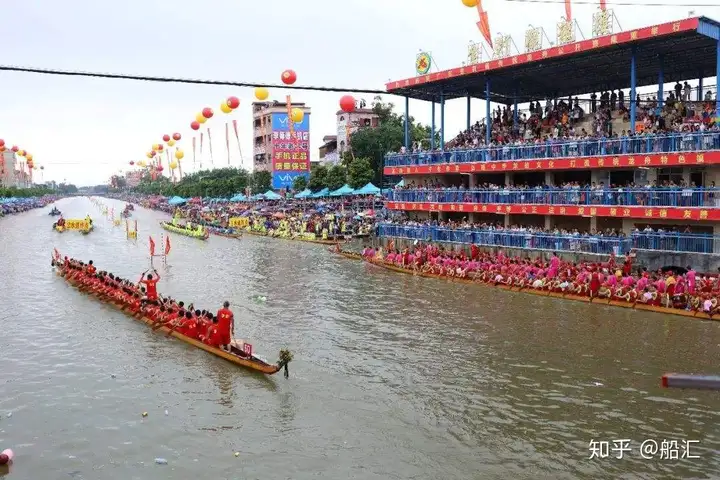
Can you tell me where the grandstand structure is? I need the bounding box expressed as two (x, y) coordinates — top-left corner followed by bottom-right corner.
(383, 16), (720, 244)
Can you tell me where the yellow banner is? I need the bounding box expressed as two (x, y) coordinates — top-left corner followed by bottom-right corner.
(229, 217), (249, 228)
(65, 219), (90, 230)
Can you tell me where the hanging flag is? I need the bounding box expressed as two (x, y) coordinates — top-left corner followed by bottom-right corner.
(475, 1), (493, 47)
(231, 119), (244, 163)
(207, 127), (214, 166)
(149, 236), (156, 256)
(200, 132), (204, 170)
(192, 137), (197, 171)
(165, 235), (171, 255)
(225, 122), (231, 165)
(565, 0), (572, 21)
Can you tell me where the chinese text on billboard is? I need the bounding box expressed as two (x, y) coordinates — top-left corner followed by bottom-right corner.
(271, 112), (310, 189)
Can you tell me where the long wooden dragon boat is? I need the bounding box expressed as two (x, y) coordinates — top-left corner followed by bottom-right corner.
(330, 250), (718, 322)
(160, 221), (210, 240)
(244, 228), (343, 245)
(54, 266), (292, 376)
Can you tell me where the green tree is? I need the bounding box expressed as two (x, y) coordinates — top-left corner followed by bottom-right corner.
(0, 185), (55, 197)
(346, 157), (374, 189)
(250, 170), (271, 193)
(325, 165), (347, 191)
(292, 175), (308, 191)
(348, 97), (437, 185)
(308, 164), (328, 191)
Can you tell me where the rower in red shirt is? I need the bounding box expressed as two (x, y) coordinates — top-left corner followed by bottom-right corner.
(139, 269), (161, 305)
(216, 301), (234, 351)
(86, 261), (97, 275)
(177, 311), (198, 339)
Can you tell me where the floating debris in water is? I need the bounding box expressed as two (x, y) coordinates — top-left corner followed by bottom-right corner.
(110, 374), (116, 379)
(154, 458), (168, 465)
(255, 295), (267, 302)
(164, 410), (168, 416)
(234, 452), (240, 457)
(6, 412), (11, 418)
(141, 412), (148, 417)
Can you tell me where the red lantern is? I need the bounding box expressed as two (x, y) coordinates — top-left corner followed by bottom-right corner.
(226, 96), (240, 109)
(157, 144), (164, 151)
(190, 121), (200, 130)
(0, 139), (5, 147)
(172, 132), (181, 141)
(202, 107), (214, 119)
(11, 146), (18, 152)
(162, 134), (171, 142)
(150, 150), (157, 156)
(281, 69), (297, 85)
(129, 161), (135, 166)
(339, 95), (356, 113)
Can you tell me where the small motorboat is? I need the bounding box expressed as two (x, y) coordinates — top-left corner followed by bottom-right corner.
(49, 208), (61, 216)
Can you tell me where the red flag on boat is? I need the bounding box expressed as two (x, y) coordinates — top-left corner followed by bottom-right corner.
(149, 236), (156, 256)
(165, 235), (171, 255)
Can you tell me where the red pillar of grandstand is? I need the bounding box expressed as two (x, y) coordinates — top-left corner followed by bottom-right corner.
(485, 79), (491, 145)
(658, 56), (664, 109)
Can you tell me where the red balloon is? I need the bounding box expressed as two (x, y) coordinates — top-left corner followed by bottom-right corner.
(0, 139), (5, 147)
(129, 161), (135, 165)
(172, 132), (181, 141)
(157, 144), (164, 151)
(11, 146), (18, 152)
(190, 121), (200, 130)
(226, 96), (240, 109)
(202, 107), (214, 119)
(156, 165), (164, 172)
(162, 134), (170, 142)
(281, 69), (297, 85)
(339, 95), (356, 113)
(150, 150), (157, 156)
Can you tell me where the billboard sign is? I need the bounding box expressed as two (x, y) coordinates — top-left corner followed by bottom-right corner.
(271, 112), (310, 189)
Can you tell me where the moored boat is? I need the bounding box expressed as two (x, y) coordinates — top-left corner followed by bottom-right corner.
(353, 257), (720, 323)
(245, 228), (343, 245)
(48, 209), (61, 216)
(54, 265), (292, 376)
(160, 221), (210, 240)
(53, 224), (65, 232)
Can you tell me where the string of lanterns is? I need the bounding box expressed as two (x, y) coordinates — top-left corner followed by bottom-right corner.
(130, 67), (360, 181)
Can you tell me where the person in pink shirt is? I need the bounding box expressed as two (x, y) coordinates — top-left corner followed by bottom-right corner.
(686, 266), (696, 294)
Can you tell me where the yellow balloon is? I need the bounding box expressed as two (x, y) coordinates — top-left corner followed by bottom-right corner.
(195, 113), (207, 124)
(220, 101), (232, 114)
(146, 152), (153, 158)
(169, 161), (178, 169)
(175, 149), (185, 160)
(26, 154), (33, 161)
(168, 139), (176, 147)
(290, 108), (304, 123)
(138, 160), (146, 167)
(152, 143), (160, 150)
(461, 0), (478, 6)
(254, 87), (269, 101)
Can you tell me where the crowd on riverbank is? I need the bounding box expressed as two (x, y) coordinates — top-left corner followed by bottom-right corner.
(359, 243), (720, 314)
(0, 196), (59, 217)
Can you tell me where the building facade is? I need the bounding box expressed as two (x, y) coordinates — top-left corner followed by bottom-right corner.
(0, 151), (27, 188)
(336, 108), (379, 154)
(252, 101), (311, 173)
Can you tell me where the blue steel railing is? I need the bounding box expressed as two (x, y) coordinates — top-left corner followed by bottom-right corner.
(386, 187), (720, 208)
(385, 132), (720, 166)
(376, 224), (719, 254)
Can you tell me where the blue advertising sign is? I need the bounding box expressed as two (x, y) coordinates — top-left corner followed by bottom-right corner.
(271, 112), (310, 189)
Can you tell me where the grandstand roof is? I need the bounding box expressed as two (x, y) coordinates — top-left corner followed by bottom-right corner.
(386, 17), (720, 103)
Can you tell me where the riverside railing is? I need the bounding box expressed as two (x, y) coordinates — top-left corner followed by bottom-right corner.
(376, 224), (719, 254)
(385, 131), (720, 167)
(386, 187), (720, 208)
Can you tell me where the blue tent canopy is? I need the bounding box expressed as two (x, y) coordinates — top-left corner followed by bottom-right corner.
(352, 182), (380, 195)
(230, 193), (247, 202)
(329, 184), (354, 197)
(294, 188), (312, 198)
(263, 190), (282, 200)
(168, 196), (187, 206)
(310, 188), (329, 198)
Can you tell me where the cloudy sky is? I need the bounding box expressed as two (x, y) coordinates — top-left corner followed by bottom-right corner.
(0, 0), (714, 186)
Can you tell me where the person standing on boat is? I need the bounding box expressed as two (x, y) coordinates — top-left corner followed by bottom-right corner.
(216, 301), (234, 352)
(139, 268), (161, 305)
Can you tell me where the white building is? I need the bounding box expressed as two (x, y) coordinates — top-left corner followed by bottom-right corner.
(336, 108), (379, 153)
(0, 151), (25, 188)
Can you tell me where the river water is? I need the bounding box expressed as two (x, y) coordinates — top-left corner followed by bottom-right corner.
(1, 196), (719, 480)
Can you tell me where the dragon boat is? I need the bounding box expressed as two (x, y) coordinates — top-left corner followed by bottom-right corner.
(160, 221), (210, 240)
